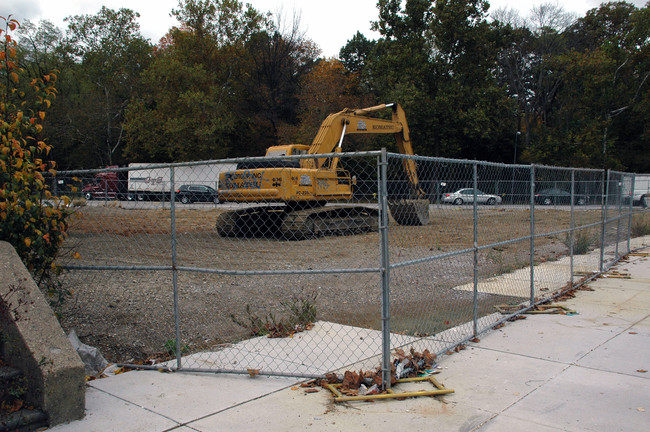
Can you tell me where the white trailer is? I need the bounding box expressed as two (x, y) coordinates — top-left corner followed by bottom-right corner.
(632, 174), (650, 206)
(127, 162), (236, 201)
(622, 174), (650, 206)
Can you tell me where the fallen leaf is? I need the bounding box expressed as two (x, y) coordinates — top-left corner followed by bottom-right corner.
(637, 407), (646, 412)
(636, 369), (647, 373)
(304, 388), (319, 394)
(629, 332), (638, 335)
(291, 386), (299, 391)
(247, 368), (260, 377)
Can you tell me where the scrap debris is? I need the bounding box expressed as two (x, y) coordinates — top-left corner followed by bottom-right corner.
(305, 348), (452, 402)
(525, 304), (577, 315)
(602, 270), (631, 279)
(496, 302), (576, 316)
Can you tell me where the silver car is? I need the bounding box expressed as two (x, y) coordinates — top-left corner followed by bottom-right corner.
(441, 188), (502, 205)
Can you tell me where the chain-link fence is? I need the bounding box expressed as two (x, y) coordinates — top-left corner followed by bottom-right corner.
(52, 152), (649, 388)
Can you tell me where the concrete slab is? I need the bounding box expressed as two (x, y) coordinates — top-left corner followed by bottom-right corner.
(453, 253), (601, 296)
(435, 346), (568, 413)
(467, 314), (624, 363)
(86, 370), (297, 425)
(576, 321), (650, 376)
(561, 284), (650, 324)
(502, 366), (649, 432)
(46, 387), (178, 432)
(174, 321), (414, 375)
(189, 381), (492, 432)
(478, 414), (567, 431)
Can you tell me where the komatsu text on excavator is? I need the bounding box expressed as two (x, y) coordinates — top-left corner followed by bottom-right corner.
(216, 103), (429, 238)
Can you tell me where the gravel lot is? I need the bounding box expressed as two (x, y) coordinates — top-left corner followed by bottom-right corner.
(57, 203), (603, 363)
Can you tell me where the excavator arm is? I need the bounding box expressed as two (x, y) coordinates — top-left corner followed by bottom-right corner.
(304, 103), (424, 199)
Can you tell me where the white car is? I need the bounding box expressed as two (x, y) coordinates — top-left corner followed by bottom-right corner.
(441, 188), (502, 205)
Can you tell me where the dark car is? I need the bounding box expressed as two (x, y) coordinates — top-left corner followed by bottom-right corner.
(534, 188), (586, 206)
(175, 185), (218, 204)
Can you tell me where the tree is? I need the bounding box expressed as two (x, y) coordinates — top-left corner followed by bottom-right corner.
(123, 0), (269, 161)
(59, 7), (152, 168)
(1, 16), (74, 300)
(286, 58), (374, 147)
(368, 0), (437, 155)
(339, 31), (376, 75)
(15, 19), (63, 79)
(239, 11), (319, 154)
(427, 0), (515, 161)
(555, 1), (650, 170)
(495, 2), (578, 162)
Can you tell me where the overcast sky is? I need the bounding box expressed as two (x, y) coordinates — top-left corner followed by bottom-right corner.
(2, 1), (647, 57)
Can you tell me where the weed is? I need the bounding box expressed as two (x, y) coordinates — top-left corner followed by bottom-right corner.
(7, 376), (27, 399)
(231, 291), (318, 338)
(230, 304), (269, 337)
(163, 339), (190, 356)
(564, 231), (593, 255)
(281, 293), (317, 326)
(631, 215), (650, 237)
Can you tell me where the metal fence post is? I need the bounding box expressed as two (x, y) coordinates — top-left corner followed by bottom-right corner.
(628, 173), (635, 253)
(379, 149), (391, 390)
(530, 165), (536, 306)
(570, 169), (575, 287)
(170, 166), (182, 369)
(472, 163), (479, 336)
(600, 170), (610, 272)
(616, 174), (623, 260)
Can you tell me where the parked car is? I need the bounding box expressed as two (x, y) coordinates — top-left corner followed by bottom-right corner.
(175, 185), (218, 204)
(534, 188), (586, 205)
(441, 188), (502, 205)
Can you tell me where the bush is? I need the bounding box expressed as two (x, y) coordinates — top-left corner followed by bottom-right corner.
(0, 17), (75, 306)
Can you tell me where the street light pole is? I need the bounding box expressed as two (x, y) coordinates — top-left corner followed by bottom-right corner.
(511, 131), (521, 204)
(514, 131), (520, 164)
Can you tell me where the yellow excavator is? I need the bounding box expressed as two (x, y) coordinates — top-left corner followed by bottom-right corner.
(216, 103), (430, 238)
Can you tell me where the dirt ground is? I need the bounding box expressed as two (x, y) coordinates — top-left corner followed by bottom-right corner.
(57, 203), (605, 363)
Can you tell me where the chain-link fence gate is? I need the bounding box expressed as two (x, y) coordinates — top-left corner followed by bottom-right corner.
(52, 152), (649, 389)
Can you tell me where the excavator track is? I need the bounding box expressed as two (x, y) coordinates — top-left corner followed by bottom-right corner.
(216, 205), (379, 239)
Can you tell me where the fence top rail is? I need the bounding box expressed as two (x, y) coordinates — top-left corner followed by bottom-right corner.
(56, 151), (386, 176)
(385, 152), (530, 169)
(385, 152), (609, 174)
(55, 151), (647, 177)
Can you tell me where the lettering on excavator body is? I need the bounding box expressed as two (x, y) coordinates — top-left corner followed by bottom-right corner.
(224, 171), (262, 189)
(316, 179), (331, 191)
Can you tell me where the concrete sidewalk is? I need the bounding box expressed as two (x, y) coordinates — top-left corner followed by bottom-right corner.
(49, 251), (650, 432)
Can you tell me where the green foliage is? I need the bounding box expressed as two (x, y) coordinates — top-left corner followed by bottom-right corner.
(124, 0), (275, 162)
(59, 7), (153, 168)
(0, 16), (74, 305)
(339, 31), (376, 74)
(163, 339), (189, 356)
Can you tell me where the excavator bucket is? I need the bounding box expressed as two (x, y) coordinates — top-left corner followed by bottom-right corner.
(388, 199), (430, 226)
